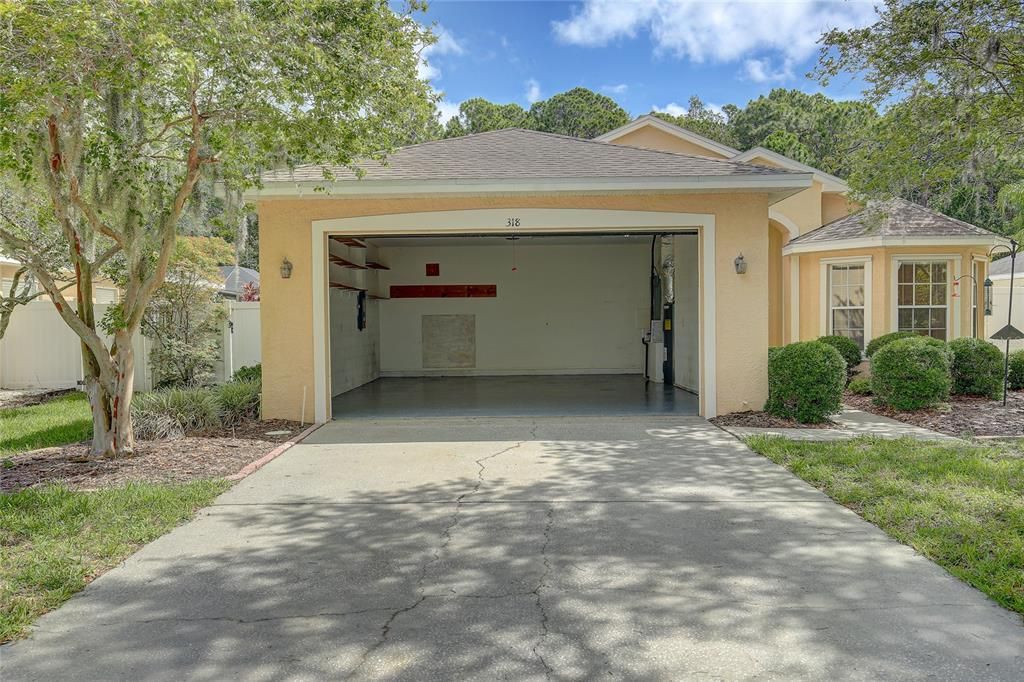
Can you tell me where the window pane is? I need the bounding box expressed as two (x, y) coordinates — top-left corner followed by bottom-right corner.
(898, 309), (913, 329)
(932, 284), (946, 305)
(899, 263), (914, 284)
(833, 309), (849, 329)
(898, 284), (913, 305)
(930, 307), (946, 328)
(847, 266), (864, 285)
(846, 309), (865, 328)
(930, 328), (947, 340)
(915, 263), (931, 283)
(914, 284), (930, 305)
(914, 309), (930, 328)
(831, 266), (847, 286)
(932, 263), (947, 282)
(849, 284), (865, 306)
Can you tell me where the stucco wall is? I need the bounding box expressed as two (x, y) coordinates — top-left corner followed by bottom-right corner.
(257, 192), (771, 419)
(795, 246), (991, 346)
(376, 241), (649, 375)
(822, 193), (860, 225)
(607, 127), (731, 158)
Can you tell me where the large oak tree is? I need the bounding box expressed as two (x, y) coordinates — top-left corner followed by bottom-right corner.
(0, 0), (435, 457)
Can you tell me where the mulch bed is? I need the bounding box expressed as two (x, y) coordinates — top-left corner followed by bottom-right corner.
(1, 419), (305, 492)
(709, 410), (837, 430)
(844, 391), (1024, 439)
(0, 388), (76, 409)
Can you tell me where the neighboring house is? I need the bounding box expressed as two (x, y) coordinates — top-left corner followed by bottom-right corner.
(0, 254), (120, 304)
(234, 117), (1004, 421)
(219, 264), (260, 300)
(986, 256), (1024, 350)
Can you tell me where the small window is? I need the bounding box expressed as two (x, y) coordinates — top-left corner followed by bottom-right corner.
(828, 263), (866, 349)
(897, 261), (948, 340)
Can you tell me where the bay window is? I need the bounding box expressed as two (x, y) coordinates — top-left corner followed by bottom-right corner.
(897, 261), (948, 340)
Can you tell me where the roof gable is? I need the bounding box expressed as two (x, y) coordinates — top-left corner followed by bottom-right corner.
(594, 114), (740, 158)
(731, 147), (849, 193)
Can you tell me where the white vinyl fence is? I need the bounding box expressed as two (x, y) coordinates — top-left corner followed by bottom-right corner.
(0, 300), (260, 391)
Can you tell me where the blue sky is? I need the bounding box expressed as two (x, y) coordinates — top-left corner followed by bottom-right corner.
(412, 1), (878, 121)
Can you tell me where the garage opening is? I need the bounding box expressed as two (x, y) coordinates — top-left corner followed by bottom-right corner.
(325, 233), (700, 418)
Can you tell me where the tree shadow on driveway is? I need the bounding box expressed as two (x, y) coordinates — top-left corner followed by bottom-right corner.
(3, 418), (1022, 680)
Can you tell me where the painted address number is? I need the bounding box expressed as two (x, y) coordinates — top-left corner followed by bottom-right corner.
(506, 217), (520, 227)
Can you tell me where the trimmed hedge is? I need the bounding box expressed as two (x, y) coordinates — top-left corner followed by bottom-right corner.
(818, 335), (862, 374)
(947, 338), (1004, 398)
(865, 331), (917, 358)
(1009, 350), (1024, 391)
(871, 337), (951, 410)
(848, 377), (872, 395)
(765, 340), (846, 423)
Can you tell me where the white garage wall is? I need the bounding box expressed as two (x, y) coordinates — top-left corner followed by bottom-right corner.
(673, 235), (700, 393)
(329, 290), (380, 395)
(377, 241), (650, 375)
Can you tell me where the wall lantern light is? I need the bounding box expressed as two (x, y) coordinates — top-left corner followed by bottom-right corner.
(280, 258), (293, 279)
(984, 277), (994, 316)
(734, 253), (747, 275)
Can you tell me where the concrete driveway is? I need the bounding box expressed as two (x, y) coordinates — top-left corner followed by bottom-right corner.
(4, 417), (1022, 680)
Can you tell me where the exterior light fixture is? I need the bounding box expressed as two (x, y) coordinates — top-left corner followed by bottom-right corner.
(734, 253), (747, 275)
(984, 277), (994, 316)
(280, 258), (293, 279)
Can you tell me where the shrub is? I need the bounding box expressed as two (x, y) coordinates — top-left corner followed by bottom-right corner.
(848, 377), (872, 395)
(865, 331), (917, 358)
(871, 337), (951, 410)
(215, 380), (262, 426)
(765, 341), (846, 423)
(1009, 350), (1024, 391)
(132, 388), (221, 440)
(947, 338), (1004, 398)
(231, 363), (261, 384)
(818, 335), (862, 374)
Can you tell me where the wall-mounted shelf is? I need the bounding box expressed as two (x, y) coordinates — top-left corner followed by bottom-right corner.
(365, 261), (390, 270)
(329, 255), (367, 269)
(330, 236), (367, 248)
(329, 282), (366, 292)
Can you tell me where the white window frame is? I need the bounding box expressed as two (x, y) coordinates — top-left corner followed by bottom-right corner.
(972, 257), (986, 338)
(819, 256), (872, 350)
(890, 255), (960, 340)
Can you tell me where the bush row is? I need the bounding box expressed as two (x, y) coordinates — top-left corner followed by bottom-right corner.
(766, 334), (1009, 422)
(132, 380), (261, 440)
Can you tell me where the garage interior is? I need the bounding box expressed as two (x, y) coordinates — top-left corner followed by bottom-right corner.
(326, 233), (700, 418)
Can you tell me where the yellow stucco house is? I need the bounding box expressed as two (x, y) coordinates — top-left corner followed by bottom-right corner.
(248, 115), (1003, 423)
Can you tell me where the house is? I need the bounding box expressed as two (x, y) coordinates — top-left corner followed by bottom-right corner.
(986, 256), (1024, 350)
(246, 115), (1003, 422)
(1, 254), (120, 304)
(219, 265), (260, 300)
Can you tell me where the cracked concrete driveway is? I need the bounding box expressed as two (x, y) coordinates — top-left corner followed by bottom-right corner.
(3, 417), (1023, 680)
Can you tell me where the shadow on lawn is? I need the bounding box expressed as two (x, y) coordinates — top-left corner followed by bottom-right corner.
(3, 419), (1022, 680)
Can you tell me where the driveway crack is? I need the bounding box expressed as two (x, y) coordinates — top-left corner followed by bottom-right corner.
(532, 505), (555, 680)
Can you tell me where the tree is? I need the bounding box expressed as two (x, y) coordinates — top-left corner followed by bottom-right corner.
(527, 87), (631, 139)
(652, 96), (740, 149)
(443, 98), (531, 138)
(817, 0), (1024, 232)
(143, 237), (232, 388)
(728, 89), (877, 177)
(0, 0), (435, 457)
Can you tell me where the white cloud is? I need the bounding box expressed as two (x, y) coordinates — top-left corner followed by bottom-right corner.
(553, 1), (876, 66)
(418, 25), (464, 82)
(436, 100), (462, 124)
(653, 102), (688, 117)
(744, 57), (794, 83)
(602, 83), (629, 94)
(525, 78), (542, 104)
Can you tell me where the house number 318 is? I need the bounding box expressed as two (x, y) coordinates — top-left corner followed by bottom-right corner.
(506, 217), (520, 227)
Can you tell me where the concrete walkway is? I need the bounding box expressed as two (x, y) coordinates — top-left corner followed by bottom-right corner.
(720, 407), (959, 441)
(3, 417), (1021, 680)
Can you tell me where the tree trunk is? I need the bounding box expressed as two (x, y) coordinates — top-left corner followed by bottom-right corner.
(85, 331), (136, 458)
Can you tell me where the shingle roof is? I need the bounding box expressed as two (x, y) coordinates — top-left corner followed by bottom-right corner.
(259, 128), (801, 184)
(788, 198), (998, 245)
(989, 256), (1017, 277)
(220, 265), (259, 294)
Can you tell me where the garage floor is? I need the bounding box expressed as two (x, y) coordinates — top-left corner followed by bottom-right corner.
(331, 375), (699, 419)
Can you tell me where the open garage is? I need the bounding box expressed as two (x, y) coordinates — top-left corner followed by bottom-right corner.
(324, 231), (701, 419)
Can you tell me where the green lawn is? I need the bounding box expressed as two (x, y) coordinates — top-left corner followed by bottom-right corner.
(746, 436), (1024, 616)
(0, 392), (92, 456)
(0, 480), (229, 642)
